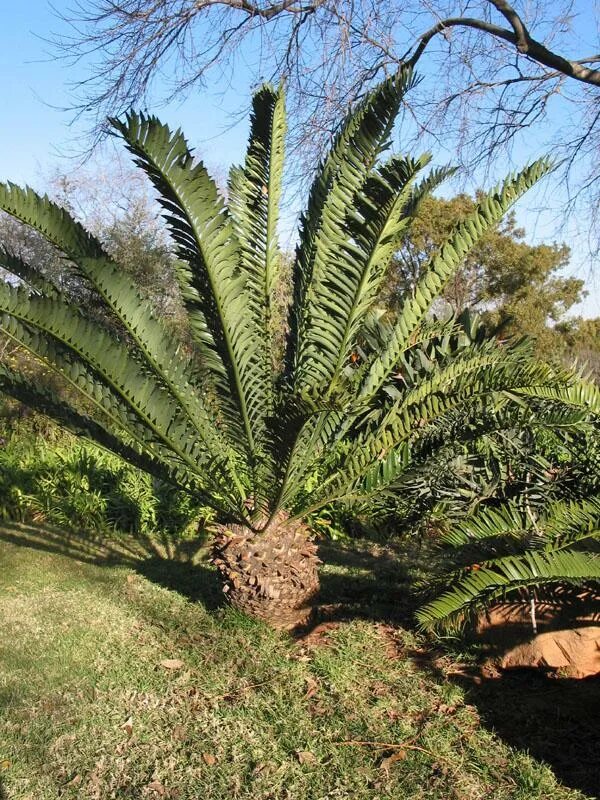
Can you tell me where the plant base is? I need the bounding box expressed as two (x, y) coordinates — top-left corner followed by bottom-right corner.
(212, 513), (320, 630)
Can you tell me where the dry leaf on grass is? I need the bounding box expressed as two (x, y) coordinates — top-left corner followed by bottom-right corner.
(295, 750), (318, 765)
(202, 752), (217, 765)
(160, 659), (184, 670)
(146, 780), (167, 796)
(172, 724), (187, 741)
(121, 717), (134, 737)
(379, 750), (407, 772)
(437, 703), (457, 715)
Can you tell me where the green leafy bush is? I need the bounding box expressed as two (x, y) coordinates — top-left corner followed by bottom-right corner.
(0, 413), (210, 540)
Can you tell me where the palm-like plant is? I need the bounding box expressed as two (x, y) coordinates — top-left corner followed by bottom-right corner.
(0, 67), (594, 627)
(416, 491), (600, 633)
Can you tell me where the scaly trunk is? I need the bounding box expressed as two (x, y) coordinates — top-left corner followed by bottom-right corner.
(212, 512), (320, 629)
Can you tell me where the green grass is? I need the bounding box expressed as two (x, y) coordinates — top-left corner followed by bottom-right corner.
(0, 524), (593, 800)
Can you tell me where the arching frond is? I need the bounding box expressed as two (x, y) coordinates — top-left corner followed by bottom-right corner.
(289, 66), (417, 393)
(0, 183), (239, 475)
(516, 380), (600, 414)
(110, 113), (270, 478)
(360, 159), (553, 400)
(416, 548), (600, 632)
(0, 283), (243, 499)
(310, 358), (570, 509)
(417, 494), (600, 631)
(0, 246), (59, 296)
(0, 362), (238, 518)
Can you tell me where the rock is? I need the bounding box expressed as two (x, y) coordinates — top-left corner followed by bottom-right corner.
(500, 627), (600, 679)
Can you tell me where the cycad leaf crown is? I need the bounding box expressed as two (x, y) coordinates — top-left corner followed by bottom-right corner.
(0, 67), (591, 531)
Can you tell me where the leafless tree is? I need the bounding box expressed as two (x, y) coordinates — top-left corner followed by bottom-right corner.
(53, 1), (600, 243)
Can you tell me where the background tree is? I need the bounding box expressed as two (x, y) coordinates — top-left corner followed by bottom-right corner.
(381, 192), (594, 362)
(54, 0), (600, 244)
(48, 161), (183, 324)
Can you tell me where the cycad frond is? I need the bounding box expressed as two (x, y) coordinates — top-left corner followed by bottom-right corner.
(417, 495), (600, 631)
(309, 357), (570, 509)
(0, 182), (234, 466)
(0, 362), (239, 517)
(320, 153), (434, 396)
(360, 159), (553, 400)
(109, 113), (268, 473)
(416, 549), (600, 632)
(229, 83), (286, 376)
(289, 66), (417, 394)
(0, 246), (59, 296)
(0, 283), (244, 499)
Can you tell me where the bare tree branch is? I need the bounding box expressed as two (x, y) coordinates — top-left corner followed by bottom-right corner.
(407, 9), (600, 87)
(49, 0), (600, 249)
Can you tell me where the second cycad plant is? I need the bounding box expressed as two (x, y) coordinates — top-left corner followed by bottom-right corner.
(0, 66), (590, 627)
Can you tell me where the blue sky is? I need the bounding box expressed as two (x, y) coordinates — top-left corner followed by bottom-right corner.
(0, 0), (598, 318)
(0, 2), (253, 184)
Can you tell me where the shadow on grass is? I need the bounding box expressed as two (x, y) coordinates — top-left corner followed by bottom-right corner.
(307, 537), (424, 628)
(465, 671), (600, 799)
(315, 540), (600, 799)
(409, 645), (600, 800)
(0, 776), (6, 800)
(0, 520), (223, 611)
(0, 522), (422, 626)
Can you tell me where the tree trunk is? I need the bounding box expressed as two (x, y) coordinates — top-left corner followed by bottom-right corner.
(212, 512), (320, 629)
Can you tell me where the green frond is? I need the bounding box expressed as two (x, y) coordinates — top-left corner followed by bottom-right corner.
(444, 496), (600, 550)
(0, 246), (59, 296)
(360, 158), (553, 400)
(226, 84), (287, 506)
(417, 493), (600, 632)
(515, 380), (600, 415)
(541, 497), (600, 546)
(319, 153), (435, 397)
(110, 113), (272, 490)
(0, 362), (237, 517)
(416, 549), (600, 632)
(229, 84), (286, 357)
(0, 315), (193, 475)
(0, 182), (238, 474)
(442, 502), (529, 547)
(289, 66), (417, 392)
(0, 283), (241, 494)
(314, 357), (567, 507)
(402, 164), (458, 219)
(0, 361), (154, 468)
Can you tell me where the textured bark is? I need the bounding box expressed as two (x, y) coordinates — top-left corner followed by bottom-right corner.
(212, 513), (320, 629)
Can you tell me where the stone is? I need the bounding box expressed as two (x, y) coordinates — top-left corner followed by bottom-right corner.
(500, 627), (600, 679)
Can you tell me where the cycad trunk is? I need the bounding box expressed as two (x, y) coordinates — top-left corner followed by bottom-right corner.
(212, 513), (320, 629)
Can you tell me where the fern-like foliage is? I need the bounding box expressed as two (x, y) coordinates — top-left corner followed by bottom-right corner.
(0, 67), (596, 534)
(416, 496), (600, 632)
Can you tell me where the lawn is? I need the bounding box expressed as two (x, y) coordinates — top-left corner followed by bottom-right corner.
(0, 522), (596, 800)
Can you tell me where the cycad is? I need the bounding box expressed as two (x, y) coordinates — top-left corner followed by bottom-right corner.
(0, 67), (594, 627)
(416, 492), (600, 633)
